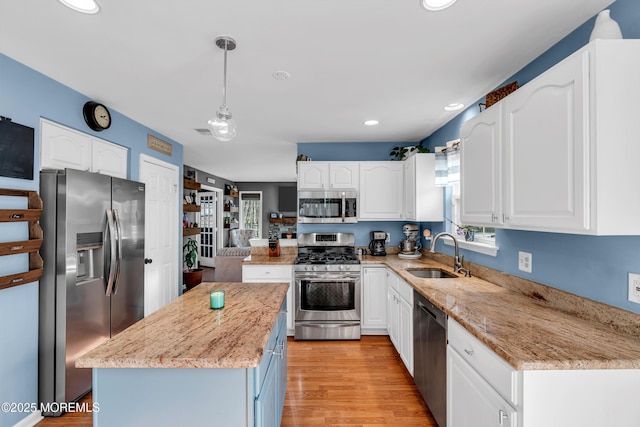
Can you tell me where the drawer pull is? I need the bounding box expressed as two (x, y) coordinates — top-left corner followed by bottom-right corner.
(464, 349), (474, 356)
(499, 409), (508, 425)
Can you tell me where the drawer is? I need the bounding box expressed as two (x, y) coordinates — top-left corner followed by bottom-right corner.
(448, 319), (519, 406)
(242, 265), (292, 282)
(387, 269), (400, 292)
(398, 278), (413, 304)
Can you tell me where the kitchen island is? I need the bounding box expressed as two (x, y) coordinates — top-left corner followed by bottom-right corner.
(76, 281), (289, 427)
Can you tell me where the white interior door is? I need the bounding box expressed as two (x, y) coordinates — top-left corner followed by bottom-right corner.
(198, 190), (221, 267)
(139, 154), (179, 316)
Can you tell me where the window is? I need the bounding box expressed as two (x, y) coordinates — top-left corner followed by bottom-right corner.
(239, 191), (262, 237)
(438, 140), (497, 254)
(450, 181), (495, 244)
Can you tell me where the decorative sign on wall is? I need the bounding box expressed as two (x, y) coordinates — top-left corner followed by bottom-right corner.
(147, 134), (172, 156)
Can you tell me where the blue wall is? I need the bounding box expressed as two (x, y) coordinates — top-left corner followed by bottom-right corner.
(299, 0), (640, 315)
(0, 53), (183, 426)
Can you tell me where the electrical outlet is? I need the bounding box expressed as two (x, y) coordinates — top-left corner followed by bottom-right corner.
(385, 232), (390, 243)
(518, 251), (532, 273)
(628, 273), (640, 304)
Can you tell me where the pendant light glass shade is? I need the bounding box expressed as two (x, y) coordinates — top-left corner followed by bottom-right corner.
(207, 106), (237, 142)
(208, 36), (237, 142)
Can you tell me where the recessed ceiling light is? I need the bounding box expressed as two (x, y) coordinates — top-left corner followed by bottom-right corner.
(364, 120), (379, 126)
(58, 0), (100, 14)
(272, 71), (291, 80)
(444, 103), (464, 111)
(422, 0), (457, 11)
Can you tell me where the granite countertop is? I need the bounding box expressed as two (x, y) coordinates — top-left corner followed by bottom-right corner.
(242, 254), (298, 265)
(76, 282), (288, 369)
(361, 255), (640, 370)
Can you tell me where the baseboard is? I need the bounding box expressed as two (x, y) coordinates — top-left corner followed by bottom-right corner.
(13, 411), (43, 427)
(361, 328), (389, 335)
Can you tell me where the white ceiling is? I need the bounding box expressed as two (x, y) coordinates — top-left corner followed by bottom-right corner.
(0, 0), (612, 182)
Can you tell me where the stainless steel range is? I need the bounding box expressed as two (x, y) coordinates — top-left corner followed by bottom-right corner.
(294, 233), (361, 340)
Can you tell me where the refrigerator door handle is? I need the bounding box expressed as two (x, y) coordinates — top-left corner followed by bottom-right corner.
(112, 208), (123, 295)
(105, 209), (117, 296)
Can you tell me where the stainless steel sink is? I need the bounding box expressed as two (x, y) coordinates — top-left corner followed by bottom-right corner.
(406, 268), (458, 279)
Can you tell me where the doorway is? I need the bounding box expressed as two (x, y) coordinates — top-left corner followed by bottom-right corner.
(139, 154), (179, 316)
(239, 191), (263, 238)
(198, 186), (223, 267)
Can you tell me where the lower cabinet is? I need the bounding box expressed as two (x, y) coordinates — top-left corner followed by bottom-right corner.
(255, 307), (287, 427)
(387, 269), (413, 376)
(448, 347), (517, 427)
(361, 266), (388, 333)
(243, 264), (294, 335)
(447, 318), (640, 427)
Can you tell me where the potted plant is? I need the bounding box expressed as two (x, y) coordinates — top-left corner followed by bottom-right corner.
(389, 142), (429, 160)
(446, 218), (477, 242)
(183, 238), (203, 290)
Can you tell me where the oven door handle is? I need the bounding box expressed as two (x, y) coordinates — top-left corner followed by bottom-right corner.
(296, 275), (360, 281)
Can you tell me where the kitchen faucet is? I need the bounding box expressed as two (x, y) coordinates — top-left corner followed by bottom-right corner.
(429, 232), (471, 277)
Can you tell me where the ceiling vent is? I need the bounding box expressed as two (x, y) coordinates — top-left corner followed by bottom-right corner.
(195, 128), (212, 135)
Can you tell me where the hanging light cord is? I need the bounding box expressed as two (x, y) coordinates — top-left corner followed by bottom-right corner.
(221, 39), (229, 108)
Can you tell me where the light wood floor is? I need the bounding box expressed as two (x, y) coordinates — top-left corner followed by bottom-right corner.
(37, 336), (436, 426)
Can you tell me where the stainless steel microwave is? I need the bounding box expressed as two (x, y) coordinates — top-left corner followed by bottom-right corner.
(298, 190), (357, 223)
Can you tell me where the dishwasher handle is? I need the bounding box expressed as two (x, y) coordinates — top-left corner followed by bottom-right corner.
(415, 291), (447, 329)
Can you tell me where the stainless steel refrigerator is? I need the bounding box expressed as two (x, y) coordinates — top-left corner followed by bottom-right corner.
(38, 169), (145, 415)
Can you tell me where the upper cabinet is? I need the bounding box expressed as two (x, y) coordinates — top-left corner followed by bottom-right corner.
(359, 162), (404, 220)
(404, 153), (443, 222)
(460, 103), (503, 226)
(297, 162), (359, 190)
(41, 119), (128, 179)
(461, 40), (640, 235)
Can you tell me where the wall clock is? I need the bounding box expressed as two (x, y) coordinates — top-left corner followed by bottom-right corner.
(83, 101), (111, 131)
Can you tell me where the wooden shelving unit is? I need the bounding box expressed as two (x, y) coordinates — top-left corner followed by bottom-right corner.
(0, 189), (44, 291)
(182, 178), (201, 236)
(183, 227), (202, 237)
(269, 217), (297, 225)
(183, 203), (200, 213)
(183, 178), (201, 191)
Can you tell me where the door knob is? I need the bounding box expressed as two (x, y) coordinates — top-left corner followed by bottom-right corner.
(144, 258), (153, 264)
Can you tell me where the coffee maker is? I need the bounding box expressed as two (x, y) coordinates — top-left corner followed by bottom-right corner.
(369, 231), (387, 256)
(398, 223), (422, 259)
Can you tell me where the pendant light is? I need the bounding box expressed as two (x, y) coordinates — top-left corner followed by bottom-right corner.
(207, 36), (237, 142)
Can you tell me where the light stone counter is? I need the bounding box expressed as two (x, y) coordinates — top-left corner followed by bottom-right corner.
(362, 254), (640, 370)
(76, 281), (288, 369)
(242, 254), (297, 265)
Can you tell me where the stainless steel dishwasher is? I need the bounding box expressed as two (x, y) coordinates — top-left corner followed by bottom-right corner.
(413, 290), (447, 427)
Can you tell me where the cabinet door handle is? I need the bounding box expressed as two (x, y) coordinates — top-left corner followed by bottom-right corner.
(499, 409), (508, 425)
(464, 348), (474, 356)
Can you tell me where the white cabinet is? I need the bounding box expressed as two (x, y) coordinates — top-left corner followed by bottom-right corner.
(41, 119), (128, 179)
(386, 269), (413, 375)
(460, 103), (502, 226)
(448, 319), (519, 427)
(361, 266), (388, 333)
(448, 347), (518, 427)
(91, 138), (128, 178)
(460, 40), (640, 235)
(359, 162), (404, 220)
(297, 162), (359, 190)
(403, 153), (443, 221)
(242, 265), (294, 336)
(448, 318), (640, 427)
(503, 48), (587, 232)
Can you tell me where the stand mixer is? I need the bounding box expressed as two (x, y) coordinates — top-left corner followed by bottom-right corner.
(398, 223), (422, 259)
